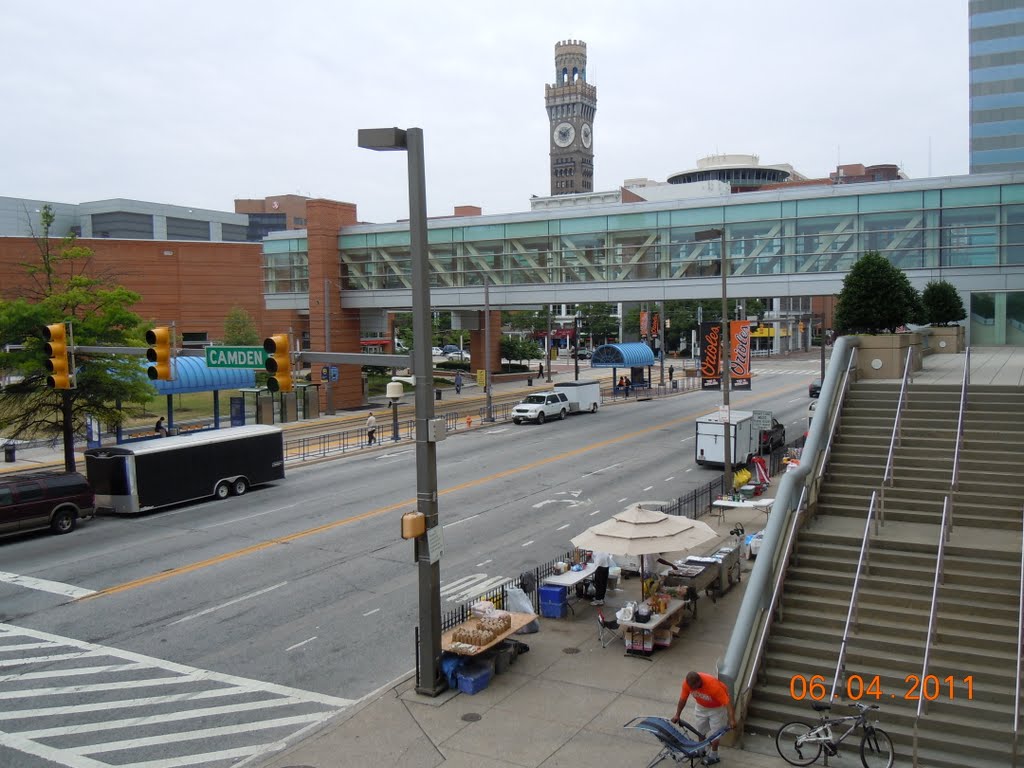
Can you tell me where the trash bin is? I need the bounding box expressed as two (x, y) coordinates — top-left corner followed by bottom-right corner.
(435, 389), (442, 401)
(527, 378), (533, 386)
(3, 443), (15, 463)
(672, 381), (678, 390)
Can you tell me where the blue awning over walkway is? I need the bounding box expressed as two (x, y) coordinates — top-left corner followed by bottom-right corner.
(590, 342), (656, 368)
(148, 356), (256, 395)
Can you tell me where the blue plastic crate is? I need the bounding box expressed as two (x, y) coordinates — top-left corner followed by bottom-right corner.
(457, 663), (492, 695)
(538, 584), (567, 603)
(539, 601), (568, 619)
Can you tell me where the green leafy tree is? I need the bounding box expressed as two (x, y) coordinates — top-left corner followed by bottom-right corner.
(0, 206), (152, 443)
(577, 303), (618, 346)
(920, 280), (966, 326)
(833, 251), (923, 334)
(222, 306), (261, 345)
(500, 336), (541, 364)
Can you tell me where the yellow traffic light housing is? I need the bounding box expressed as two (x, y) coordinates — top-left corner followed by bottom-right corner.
(146, 326), (173, 381)
(43, 322), (74, 389)
(263, 334), (293, 392)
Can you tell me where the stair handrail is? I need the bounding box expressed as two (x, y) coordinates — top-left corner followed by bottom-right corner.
(811, 347), (858, 503)
(879, 345), (915, 527)
(950, 346), (971, 497)
(912, 497), (949, 767)
(1014, 506), (1024, 768)
(829, 489), (878, 702)
(734, 486), (809, 738)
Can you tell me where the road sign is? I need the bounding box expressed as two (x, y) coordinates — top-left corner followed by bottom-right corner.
(752, 409), (773, 430)
(205, 346), (267, 369)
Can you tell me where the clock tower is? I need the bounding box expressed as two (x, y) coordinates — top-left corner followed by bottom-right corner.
(545, 39), (596, 196)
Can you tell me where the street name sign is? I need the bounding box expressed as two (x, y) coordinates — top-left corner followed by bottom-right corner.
(205, 346), (267, 369)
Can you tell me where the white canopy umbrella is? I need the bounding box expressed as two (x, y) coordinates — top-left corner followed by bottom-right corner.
(571, 504), (719, 592)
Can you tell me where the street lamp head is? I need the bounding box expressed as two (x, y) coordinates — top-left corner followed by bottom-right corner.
(386, 381), (405, 403)
(358, 127), (409, 151)
(695, 228), (724, 242)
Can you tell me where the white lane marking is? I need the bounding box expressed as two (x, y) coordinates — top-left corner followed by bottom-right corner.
(680, 436), (694, 442)
(0, 571), (95, 599)
(685, 467), (694, 472)
(377, 450), (413, 459)
(590, 510), (601, 516)
(0, 732), (108, 768)
(581, 463), (622, 477)
(556, 524), (570, 531)
(0, 642), (54, 652)
(440, 575), (510, 603)
(476, 559), (492, 567)
(0, 663), (147, 683)
(285, 636), (318, 651)
(617, 497), (628, 503)
(168, 582), (288, 626)
(485, 428), (509, 434)
(643, 486), (654, 492)
(107, 744), (273, 768)
(522, 540), (534, 547)
(664, 477), (675, 482)
(0, 672), (209, 699)
(0, 650), (104, 668)
(72, 713), (327, 755)
(363, 608), (380, 617)
(443, 513), (480, 528)
(0, 688), (272, 719)
(200, 508), (276, 529)
(532, 499), (576, 509)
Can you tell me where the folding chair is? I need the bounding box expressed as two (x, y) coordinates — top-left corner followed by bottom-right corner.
(596, 608), (623, 648)
(623, 717), (731, 768)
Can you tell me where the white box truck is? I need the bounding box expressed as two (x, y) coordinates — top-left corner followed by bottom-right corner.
(695, 410), (757, 468)
(553, 380), (602, 414)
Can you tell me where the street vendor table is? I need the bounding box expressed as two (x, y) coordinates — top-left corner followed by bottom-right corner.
(441, 611), (537, 657)
(711, 496), (774, 521)
(617, 598), (687, 659)
(542, 562), (599, 614)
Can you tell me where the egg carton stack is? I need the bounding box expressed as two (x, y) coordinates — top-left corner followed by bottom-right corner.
(451, 611), (513, 647)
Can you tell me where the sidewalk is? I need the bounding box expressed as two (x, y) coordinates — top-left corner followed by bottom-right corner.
(252, 497), (788, 768)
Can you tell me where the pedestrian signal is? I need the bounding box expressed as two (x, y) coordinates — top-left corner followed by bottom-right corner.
(264, 334), (293, 392)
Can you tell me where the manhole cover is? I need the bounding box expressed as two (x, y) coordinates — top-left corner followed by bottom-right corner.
(461, 712), (482, 722)
(563, 647), (580, 654)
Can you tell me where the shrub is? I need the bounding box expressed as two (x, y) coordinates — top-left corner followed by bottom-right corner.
(833, 251), (922, 334)
(921, 279), (966, 326)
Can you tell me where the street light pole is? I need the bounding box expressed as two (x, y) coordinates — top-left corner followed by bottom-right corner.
(574, 310), (580, 381)
(696, 228), (732, 499)
(358, 127), (444, 696)
(484, 280), (494, 421)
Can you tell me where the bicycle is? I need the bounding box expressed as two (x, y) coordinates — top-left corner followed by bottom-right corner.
(776, 701), (894, 768)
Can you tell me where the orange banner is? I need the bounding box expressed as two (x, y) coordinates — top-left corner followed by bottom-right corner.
(730, 320), (752, 389)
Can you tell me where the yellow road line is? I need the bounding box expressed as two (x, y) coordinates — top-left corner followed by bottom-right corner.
(82, 382), (797, 600)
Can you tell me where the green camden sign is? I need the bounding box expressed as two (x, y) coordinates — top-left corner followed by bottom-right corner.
(205, 346), (267, 369)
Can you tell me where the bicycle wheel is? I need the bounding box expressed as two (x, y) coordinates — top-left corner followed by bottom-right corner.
(776, 721), (822, 766)
(860, 726), (894, 768)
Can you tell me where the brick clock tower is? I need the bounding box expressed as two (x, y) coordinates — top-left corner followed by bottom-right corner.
(545, 39), (597, 196)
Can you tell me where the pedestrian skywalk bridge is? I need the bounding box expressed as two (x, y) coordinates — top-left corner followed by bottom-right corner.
(0, 623), (352, 768)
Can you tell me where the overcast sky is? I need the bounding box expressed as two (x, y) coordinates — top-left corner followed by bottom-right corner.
(2, 1), (968, 225)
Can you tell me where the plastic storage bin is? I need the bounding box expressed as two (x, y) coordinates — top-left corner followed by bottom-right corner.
(539, 601), (569, 618)
(457, 662), (493, 695)
(538, 584), (567, 603)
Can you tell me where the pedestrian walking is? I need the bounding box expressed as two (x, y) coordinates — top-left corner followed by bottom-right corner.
(366, 412), (377, 445)
(668, 365), (674, 382)
(454, 371), (463, 394)
(538, 362), (544, 379)
(671, 671), (736, 765)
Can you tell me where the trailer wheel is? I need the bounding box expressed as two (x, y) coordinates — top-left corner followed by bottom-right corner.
(232, 478), (249, 496)
(590, 403), (598, 413)
(215, 482), (231, 500)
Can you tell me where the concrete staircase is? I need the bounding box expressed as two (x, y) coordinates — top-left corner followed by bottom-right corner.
(744, 382), (1024, 767)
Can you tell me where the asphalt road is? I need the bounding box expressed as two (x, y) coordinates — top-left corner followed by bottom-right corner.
(0, 362), (819, 768)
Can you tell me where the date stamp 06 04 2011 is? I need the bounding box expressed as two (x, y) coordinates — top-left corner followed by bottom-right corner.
(790, 673), (974, 703)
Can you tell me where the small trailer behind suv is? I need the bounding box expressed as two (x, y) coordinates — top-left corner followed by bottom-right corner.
(553, 380), (602, 414)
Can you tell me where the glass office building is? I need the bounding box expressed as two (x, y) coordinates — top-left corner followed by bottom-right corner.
(970, 0), (1024, 173)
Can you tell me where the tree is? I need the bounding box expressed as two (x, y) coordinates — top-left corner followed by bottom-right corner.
(0, 206), (152, 448)
(222, 306), (261, 345)
(833, 251), (922, 334)
(500, 336), (540, 364)
(920, 280), (966, 326)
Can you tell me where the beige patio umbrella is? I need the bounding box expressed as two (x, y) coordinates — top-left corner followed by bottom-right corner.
(571, 503), (718, 594)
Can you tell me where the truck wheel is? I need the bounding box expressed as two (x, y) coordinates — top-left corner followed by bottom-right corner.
(215, 482), (231, 500)
(537, 412), (546, 424)
(590, 403), (598, 413)
(50, 507), (76, 535)
(559, 409), (567, 420)
(232, 478), (249, 496)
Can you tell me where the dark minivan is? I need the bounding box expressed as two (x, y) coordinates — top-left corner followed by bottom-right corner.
(0, 472), (95, 538)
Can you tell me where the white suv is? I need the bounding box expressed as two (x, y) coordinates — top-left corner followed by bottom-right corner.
(512, 392), (569, 424)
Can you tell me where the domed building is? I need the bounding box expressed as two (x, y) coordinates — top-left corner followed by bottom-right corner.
(667, 153), (806, 193)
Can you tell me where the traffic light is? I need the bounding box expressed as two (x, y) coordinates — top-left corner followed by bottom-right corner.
(264, 334), (293, 392)
(146, 326), (173, 381)
(42, 323), (73, 389)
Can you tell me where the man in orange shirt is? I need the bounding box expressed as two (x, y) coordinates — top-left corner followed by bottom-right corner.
(671, 670), (736, 765)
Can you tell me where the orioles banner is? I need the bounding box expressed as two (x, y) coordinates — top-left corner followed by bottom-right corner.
(699, 320), (752, 390)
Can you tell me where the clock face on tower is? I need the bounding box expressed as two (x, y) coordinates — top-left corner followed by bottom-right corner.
(553, 121), (576, 148)
(581, 123), (592, 149)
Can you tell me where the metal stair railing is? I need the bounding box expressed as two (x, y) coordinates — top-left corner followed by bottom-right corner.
(808, 347), (858, 512)
(734, 486), (808, 743)
(878, 345), (915, 531)
(947, 346), (971, 538)
(829, 489), (878, 703)
(912, 497), (950, 767)
(1015, 507), (1024, 767)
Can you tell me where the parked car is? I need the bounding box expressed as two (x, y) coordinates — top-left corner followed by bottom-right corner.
(0, 471), (95, 538)
(446, 350), (471, 362)
(431, 347), (444, 356)
(441, 344), (461, 356)
(807, 399), (818, 429)
(759, 418), (786, 453)
(808, 379), (822, 398)
(511, 391), (569, 424)
(574, 348), (593, 359)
